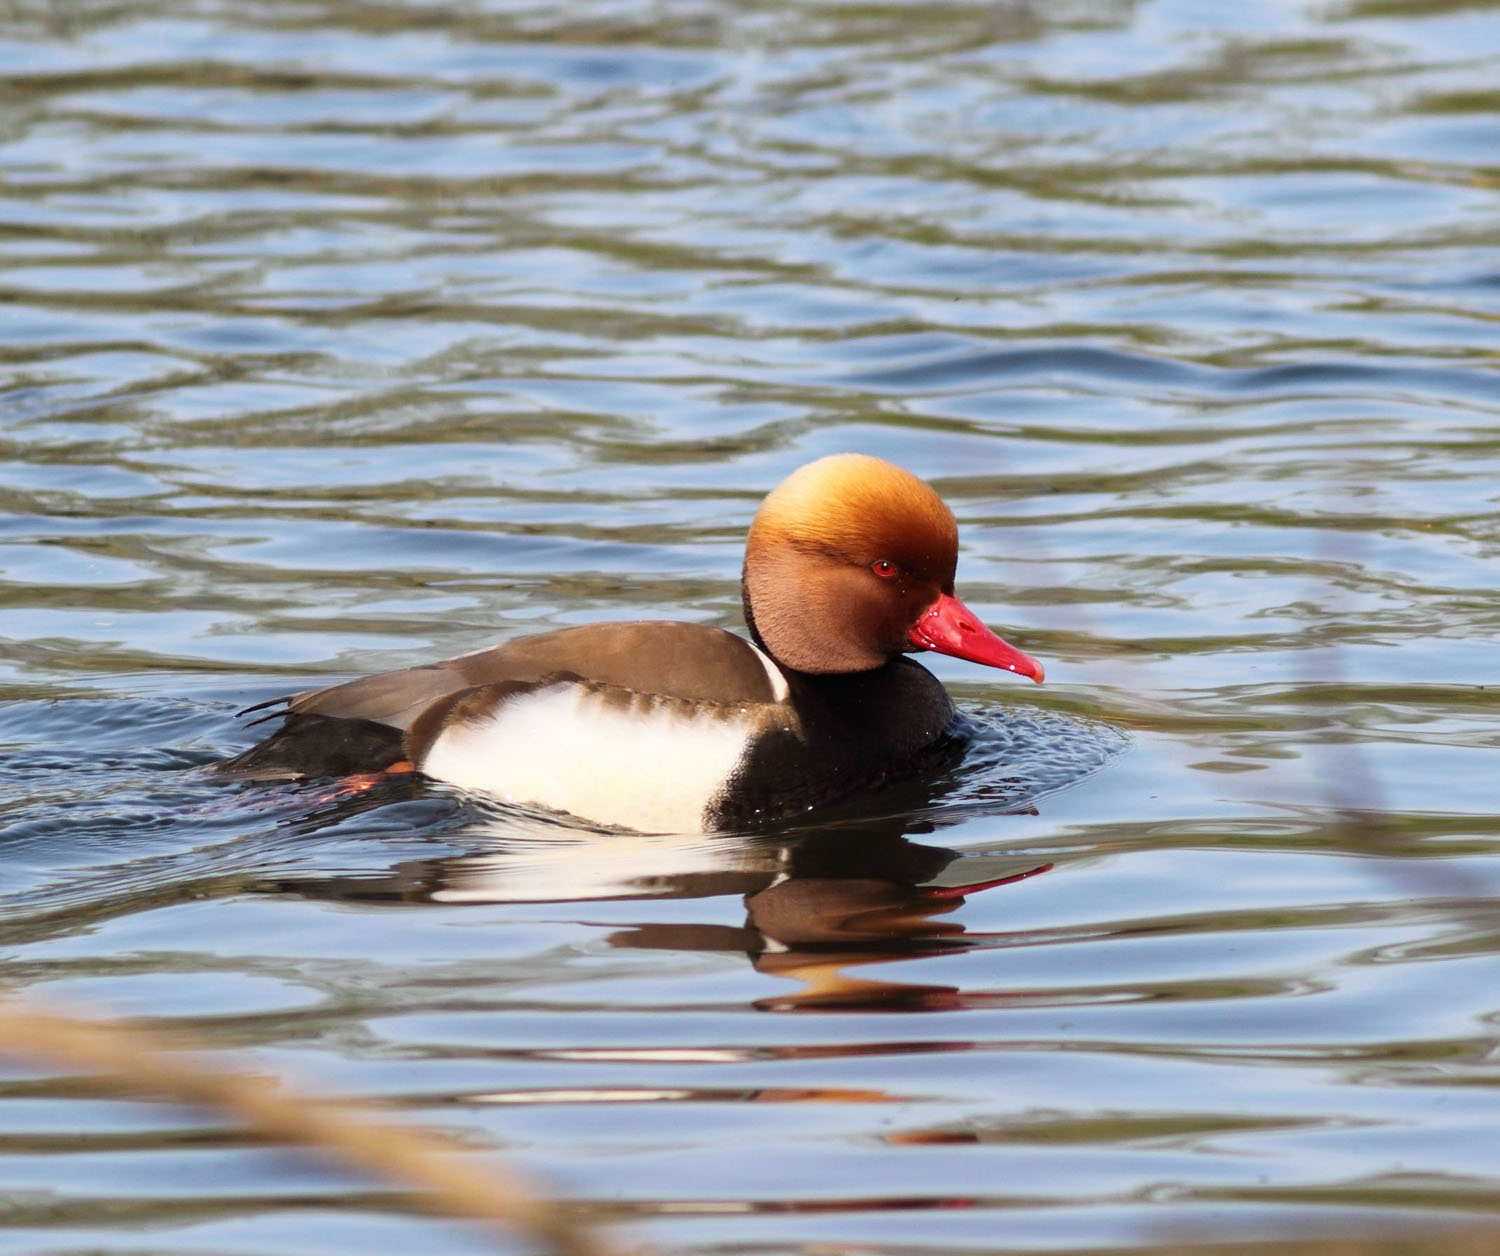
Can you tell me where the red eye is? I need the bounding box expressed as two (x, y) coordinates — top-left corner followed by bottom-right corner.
(871, 559), (897, 579)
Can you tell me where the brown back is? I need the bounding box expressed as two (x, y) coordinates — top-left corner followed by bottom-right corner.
(282, 621), (781, 732)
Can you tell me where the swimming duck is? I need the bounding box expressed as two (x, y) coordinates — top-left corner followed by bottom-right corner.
(215, 454), (1043, 832)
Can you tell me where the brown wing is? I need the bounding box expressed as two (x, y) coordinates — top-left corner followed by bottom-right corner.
(278, 621), (781, 732)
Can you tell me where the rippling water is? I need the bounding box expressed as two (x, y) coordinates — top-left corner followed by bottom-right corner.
(3, 0), (1500, 1252)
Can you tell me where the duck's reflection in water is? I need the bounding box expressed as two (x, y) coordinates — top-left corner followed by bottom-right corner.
(264, 789), (1050, 1014)
(745, 847), (1046, 1013)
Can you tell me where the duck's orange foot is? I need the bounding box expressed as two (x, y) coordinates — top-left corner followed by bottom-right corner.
(308, 760), (418, 803)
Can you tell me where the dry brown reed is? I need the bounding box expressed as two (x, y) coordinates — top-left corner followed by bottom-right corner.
(0, 997), (629, 1256)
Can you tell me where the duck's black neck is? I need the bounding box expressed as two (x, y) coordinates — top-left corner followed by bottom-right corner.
(742, 581), (767, 652)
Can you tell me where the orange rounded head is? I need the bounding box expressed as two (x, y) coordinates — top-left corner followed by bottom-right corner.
(742, 453), (1044, 680)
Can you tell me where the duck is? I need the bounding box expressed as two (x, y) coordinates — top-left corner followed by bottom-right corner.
(214, 453), (1043, 833)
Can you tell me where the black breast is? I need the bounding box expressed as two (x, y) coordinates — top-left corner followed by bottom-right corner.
(709, 658), (963, 830)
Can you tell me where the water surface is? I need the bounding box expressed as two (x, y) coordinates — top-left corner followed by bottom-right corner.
(3, 0), (1500, 1252)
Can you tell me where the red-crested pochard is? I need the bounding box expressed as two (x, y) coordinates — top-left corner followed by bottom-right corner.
(215, 454), (1043, 832)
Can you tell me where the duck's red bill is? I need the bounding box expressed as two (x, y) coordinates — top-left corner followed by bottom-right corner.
(909, 592), (1044, 683)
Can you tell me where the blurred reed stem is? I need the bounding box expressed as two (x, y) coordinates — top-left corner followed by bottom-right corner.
(0, 997), (629, 1256)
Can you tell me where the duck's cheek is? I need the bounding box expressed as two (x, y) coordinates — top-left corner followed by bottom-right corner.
(418, 681), (758, 834)
(852, 581), (927, 660)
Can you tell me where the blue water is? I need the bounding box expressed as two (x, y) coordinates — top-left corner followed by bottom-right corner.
(3, 1), (1500, 1253)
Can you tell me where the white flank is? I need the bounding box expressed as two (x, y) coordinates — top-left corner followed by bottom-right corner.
(419, 682), (754, 833)
(747, 639), (791, 702)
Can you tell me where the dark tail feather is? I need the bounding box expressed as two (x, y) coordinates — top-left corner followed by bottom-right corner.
(237, 694), (288, 718)
(211, 713), (406, 782)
